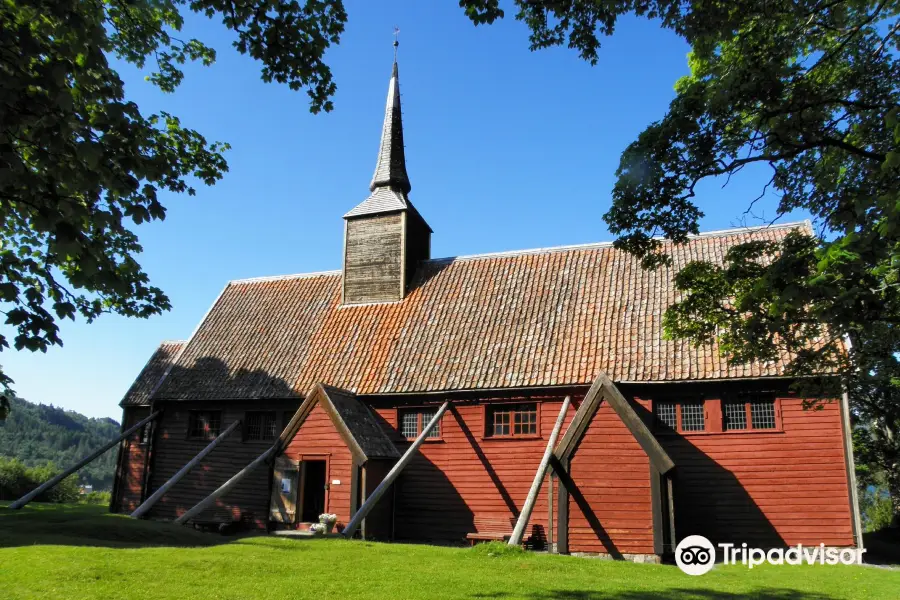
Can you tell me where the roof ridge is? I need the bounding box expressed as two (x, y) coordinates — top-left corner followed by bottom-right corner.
(222, 221), (809, 283)
(229, 270), (342, 285)
(428, 221), (809, 264)
(160, 339), (188, 345)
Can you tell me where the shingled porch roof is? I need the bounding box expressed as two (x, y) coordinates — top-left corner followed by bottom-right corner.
(152, 223), (808, 401)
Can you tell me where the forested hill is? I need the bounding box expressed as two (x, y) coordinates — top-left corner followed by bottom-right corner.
(0, 397), (121, 490)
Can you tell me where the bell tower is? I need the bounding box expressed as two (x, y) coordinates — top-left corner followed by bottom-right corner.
(342, 48), (432, 305)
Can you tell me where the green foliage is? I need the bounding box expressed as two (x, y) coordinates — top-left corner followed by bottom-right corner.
(470, 540), (526, 557)
(0, 456), (80, 502)
(860, 485), (896, 533)
(457, 0), (900, 526)
(0, 396), (120, 490)
(81, 490), (112, 506)
(1, 0), (347, 388)
(854, 416), (900, 527)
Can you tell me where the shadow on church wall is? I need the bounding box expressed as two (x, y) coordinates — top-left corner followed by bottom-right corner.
(627, 395), (786, 550)
(119, 357), (302, 532)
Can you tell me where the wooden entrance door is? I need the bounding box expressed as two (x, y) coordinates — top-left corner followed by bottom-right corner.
(269, 456), (300, 524)
(300, 460), (327, 522)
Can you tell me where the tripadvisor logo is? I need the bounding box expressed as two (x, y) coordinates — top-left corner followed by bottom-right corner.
(676, 535), (716, 576)
(675, 535), (866, 576)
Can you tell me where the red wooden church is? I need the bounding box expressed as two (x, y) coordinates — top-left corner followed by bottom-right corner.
(110, 57), (862, 560)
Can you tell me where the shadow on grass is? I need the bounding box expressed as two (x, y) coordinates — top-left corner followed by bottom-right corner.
(472, 589), (836, 599)
(0, 503), (243, 549)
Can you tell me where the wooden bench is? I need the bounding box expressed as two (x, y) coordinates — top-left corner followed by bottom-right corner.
(466, 515), (515, 545)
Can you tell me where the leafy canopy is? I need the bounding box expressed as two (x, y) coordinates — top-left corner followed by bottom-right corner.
(0, 0), (346, 388)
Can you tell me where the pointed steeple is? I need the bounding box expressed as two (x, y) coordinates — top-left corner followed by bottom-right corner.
(369, 60), (411, 194)
(344, 50), (416, 219)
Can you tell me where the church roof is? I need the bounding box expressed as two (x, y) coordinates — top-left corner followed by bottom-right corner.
(119, 340), (186, 406)
(150, 223), (809, 402)
(343, 187), (408, 218)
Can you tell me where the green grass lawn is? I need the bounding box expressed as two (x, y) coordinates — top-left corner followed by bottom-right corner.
(0, 504), (897, 600)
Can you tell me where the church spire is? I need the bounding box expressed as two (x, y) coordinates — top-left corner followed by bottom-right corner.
(344, 38), (416, 219)
(341, 35), (432, 305)
(369, 52), (411, 194)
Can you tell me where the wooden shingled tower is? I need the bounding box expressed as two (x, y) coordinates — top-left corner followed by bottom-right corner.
(341, 49), (432, 305)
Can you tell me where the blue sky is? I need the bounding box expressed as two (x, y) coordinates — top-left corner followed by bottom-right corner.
(5, 1), (802, 419)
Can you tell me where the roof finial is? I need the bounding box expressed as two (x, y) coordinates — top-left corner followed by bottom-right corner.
(393, 26), (400, 63)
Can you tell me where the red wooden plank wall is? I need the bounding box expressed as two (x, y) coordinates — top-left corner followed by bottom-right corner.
(372, 394), (577, 544)
(283, 402), (355, 527)
(136, 388), (854, 550)
(567, 399), (655, 555)
(654, 396), (854, 547)
(146, 400), (298, 527)
(112, 407), (151, 513)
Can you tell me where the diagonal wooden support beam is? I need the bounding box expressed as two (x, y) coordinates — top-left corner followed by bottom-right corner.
(175, 444), (276, 525)
(342, 401), (449, 539)
(10, 411), (161, 510)
(131, 419), (242, 519)
(173, 393), (319, 526)
(508, 396), (571, 546)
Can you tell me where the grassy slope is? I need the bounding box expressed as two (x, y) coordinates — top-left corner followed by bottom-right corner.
(0, 504), (897, 600)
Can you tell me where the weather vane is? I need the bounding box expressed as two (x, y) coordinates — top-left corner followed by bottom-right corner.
(393, 26), (400, 61)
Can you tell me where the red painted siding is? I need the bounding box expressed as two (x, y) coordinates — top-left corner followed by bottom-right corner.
(137, 385), (855, 553)
(656, 396), (854, 547)
(372, 394), (577, 545)
(112, 407), (150, 513)
(283, 402), (354, 526)
(146, 400), (298, 527)
(567, 399), (655, 555)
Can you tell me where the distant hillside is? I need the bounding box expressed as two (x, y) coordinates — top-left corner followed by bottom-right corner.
(0, 396), (121, 490)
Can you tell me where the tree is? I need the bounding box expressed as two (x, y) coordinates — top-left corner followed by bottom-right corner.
(460, 1), (900, 525)
(1, 0), (347, 389)
(0, 395), (121, 488)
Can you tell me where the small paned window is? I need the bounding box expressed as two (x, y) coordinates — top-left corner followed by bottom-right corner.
(401, 411), (420, 438)
(655, 402), (677, 430)
(493, 409), (511, 436)
(723, 401), (748, 430)
(723, 395), (778, 431)
(487, 404), (538, 438)
(750, 398), (777, 429)
(654, 400), (706, 433)
(680, 403), (705, 432)
(399, 409), (441, 439)
(188, 411), (221, 440)
(244, 411), (277, 441)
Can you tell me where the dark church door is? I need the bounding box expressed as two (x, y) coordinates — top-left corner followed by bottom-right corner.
(301, 460), (327, 522)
